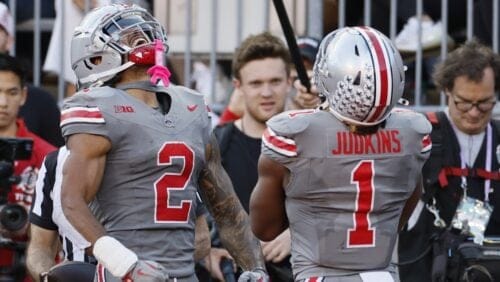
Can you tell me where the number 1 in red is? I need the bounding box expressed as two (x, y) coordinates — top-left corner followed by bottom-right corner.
(347, 160), (375, 247)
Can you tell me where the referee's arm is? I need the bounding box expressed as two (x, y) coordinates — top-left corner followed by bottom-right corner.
(27, 225), (59, 282)
(27, 150), (60, 281)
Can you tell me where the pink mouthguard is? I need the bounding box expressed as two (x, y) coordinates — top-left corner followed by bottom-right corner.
(147, 39), (171, 87)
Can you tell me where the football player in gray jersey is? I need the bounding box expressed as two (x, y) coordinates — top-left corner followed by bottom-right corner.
(57, 4), (267, 282)
(250, 26), (432, 282)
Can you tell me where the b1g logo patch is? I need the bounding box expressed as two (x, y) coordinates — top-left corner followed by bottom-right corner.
(114, 105), (135, 113)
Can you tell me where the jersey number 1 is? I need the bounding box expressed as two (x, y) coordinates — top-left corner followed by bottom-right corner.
(347, 160), (375, 247)
(155, 142), (193, 223)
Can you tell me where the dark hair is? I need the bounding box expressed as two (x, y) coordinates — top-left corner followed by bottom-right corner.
(0, 53), (26, 87)
(232, 32), (292, 80)
(432, 39), (500, 92)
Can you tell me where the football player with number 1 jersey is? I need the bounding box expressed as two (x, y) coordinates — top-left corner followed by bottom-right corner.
(250, 26), (432, 282)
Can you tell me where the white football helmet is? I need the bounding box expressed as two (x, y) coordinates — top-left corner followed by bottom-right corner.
(71, 4), (168, 88)
(314, 26), (405, 126)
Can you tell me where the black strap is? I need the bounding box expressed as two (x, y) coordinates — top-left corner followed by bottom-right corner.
(422, 112), (500, 203)
(421, 111), (446, 204)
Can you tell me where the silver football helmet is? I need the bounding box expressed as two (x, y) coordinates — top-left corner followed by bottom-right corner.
(71, 4), (168, 88)
(314, 26), (405, 126)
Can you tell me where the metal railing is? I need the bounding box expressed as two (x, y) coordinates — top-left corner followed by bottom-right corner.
(7, 0), (500, 111)
(337, 0), (499, 111)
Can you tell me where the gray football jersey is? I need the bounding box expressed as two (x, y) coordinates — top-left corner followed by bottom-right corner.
(61, 84), (211, 277)
(262, 108), (431, 280)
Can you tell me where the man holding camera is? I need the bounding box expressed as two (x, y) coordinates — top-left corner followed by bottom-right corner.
(399, 40), (500, 282)
(0, 53), (55, 281)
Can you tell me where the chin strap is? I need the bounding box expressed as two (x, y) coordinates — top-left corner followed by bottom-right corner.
(147, 39), (171, 86)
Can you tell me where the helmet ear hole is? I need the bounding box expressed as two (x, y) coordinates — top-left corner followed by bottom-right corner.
(90, 56), (103, 66)
(354, 45), (360, 56)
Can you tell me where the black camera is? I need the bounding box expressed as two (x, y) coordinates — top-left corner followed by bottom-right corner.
(0, 138), (33, 232)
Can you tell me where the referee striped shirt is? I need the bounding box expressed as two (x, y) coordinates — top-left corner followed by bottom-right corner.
(30, 147), (94, 263)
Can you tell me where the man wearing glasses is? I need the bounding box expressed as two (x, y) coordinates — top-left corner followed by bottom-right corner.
(399, 40), (500, 282)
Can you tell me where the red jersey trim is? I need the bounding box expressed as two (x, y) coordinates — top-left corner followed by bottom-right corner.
(60, 107), (105, 127)
(421, 134), (432, 153)
(305, 277), (324, 282)
(262, 127), (297, 157)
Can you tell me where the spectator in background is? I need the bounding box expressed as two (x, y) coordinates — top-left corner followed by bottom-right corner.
(399, 40), (500, 282)
(0, 53), (55, 281)
(288, 36), (322, 111)
(294, 36), (319, 75)
(207, 32), (293, 281)
(0, 3), (63, 147)
(218, 35), (321, 125)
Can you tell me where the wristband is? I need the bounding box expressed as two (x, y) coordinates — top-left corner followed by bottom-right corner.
(93, 235), (138, 278)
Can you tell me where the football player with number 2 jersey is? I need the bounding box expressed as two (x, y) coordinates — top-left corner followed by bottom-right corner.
(57, 4), (267, 282)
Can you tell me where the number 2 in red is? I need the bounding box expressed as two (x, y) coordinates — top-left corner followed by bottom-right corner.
(154, 142), (193, 223)
(347, 160), (375, 247)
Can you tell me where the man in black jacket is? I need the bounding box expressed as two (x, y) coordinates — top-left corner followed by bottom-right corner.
(399, 40), (500, 282)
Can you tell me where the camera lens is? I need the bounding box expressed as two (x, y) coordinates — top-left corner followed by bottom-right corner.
(0, 204), (27, 231)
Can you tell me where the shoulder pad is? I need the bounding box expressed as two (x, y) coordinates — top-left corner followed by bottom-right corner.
(61, 93), (107, 128)
(166, 84), (207, 107)
(167, 84), (204, 99)
(389, 108), (432, 134)
(77, 86), (118, 98)
(62, 92), (95, 110)
(266, 110), (314, 136)
(63, 87), (120, 108)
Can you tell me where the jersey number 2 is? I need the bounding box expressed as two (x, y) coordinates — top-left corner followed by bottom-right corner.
(155, 142), (193, 223)
(347, 160), (375, 247)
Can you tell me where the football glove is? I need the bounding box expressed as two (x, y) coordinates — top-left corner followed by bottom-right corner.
(237, 268), (269, 282)
(122, 260), (169, 282)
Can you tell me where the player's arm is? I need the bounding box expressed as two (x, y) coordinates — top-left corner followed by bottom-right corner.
(198, 133), (266, 272)
(399, 175), (423, 231)
(194, 214), (210, 261)
(63, 133), (142, 278)
(61, 133), (109, 243)
(249, 155), (288, 242)
(26, 225), (59, 282)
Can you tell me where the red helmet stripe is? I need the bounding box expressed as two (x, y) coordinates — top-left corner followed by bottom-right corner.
(358, 27), (392, 122)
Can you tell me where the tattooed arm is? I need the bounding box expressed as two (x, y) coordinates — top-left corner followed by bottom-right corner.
(198, 133), (266, 271)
